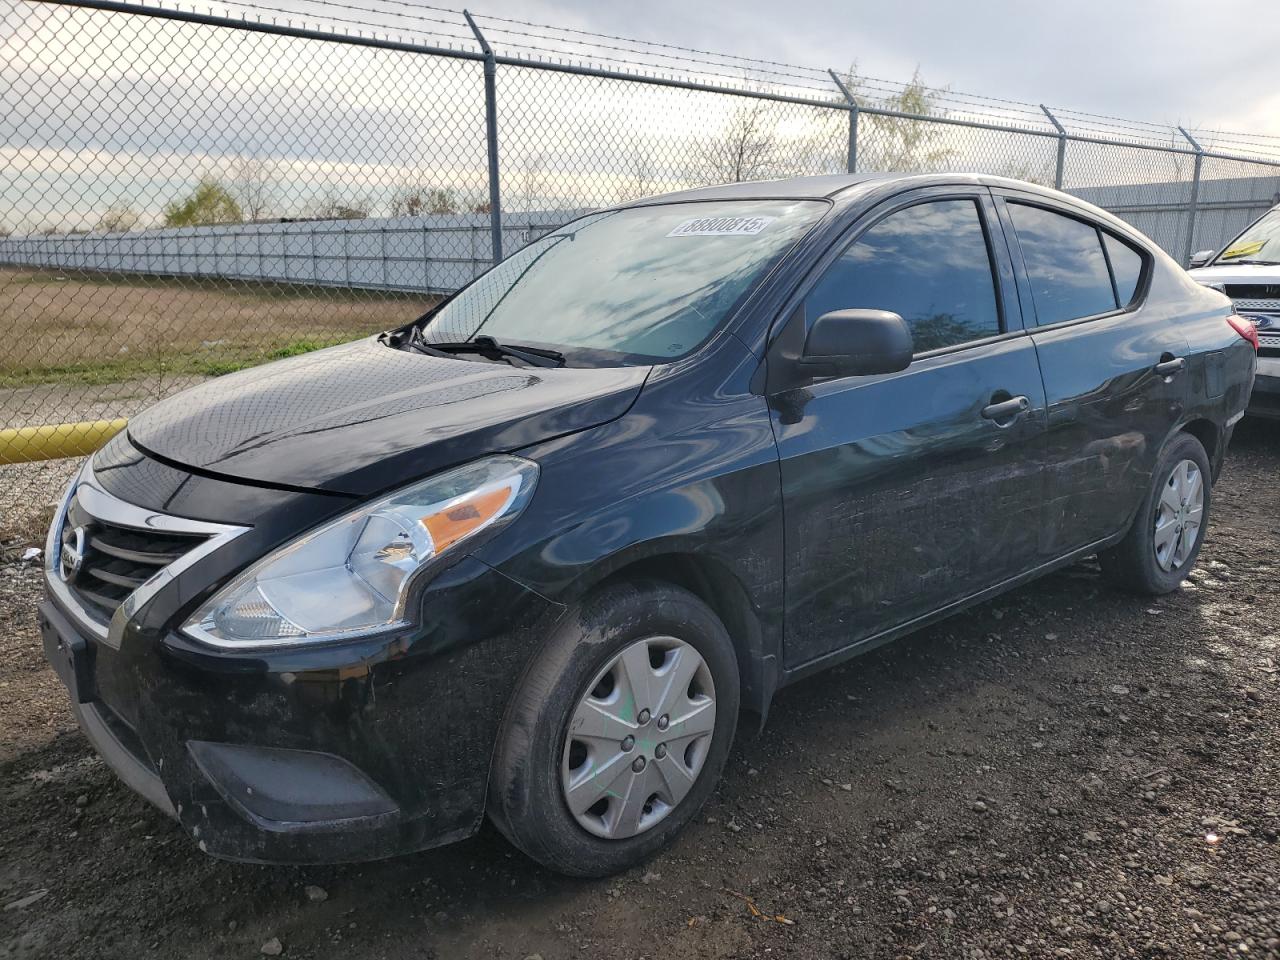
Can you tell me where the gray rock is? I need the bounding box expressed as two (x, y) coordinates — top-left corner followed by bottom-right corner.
(4, 889), (49, 912)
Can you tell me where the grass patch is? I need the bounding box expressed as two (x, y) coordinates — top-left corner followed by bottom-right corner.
(0, 335), (362, 387)
(0, 266), (436, 389)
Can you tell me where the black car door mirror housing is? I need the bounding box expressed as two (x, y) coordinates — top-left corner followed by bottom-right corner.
(798, 309), (914, 379)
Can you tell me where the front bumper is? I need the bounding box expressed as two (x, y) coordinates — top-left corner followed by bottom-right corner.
(41, 552), (559, 864)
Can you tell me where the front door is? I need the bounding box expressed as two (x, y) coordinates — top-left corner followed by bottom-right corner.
(769, 189), (1047, 669)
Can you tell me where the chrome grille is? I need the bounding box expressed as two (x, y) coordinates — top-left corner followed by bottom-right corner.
(62, 492), (208, 621)
(46, 459), (249, 649)
(1230, 297), (1280, 314)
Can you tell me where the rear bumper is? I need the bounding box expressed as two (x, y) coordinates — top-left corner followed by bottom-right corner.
(1247, 360), (1280, 419)
(39, 555), (560, 865)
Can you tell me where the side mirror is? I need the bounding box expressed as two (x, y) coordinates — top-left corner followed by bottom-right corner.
(799, 309), (914, 378)
(1188, 250), (1215, 269)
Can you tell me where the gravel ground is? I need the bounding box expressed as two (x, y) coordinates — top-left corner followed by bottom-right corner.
(2, 421), (1279, 960)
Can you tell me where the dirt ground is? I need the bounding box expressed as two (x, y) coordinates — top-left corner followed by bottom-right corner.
(2, 421), (1279, 960)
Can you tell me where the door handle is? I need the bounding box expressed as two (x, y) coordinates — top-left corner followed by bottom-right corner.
(1154, 356), (1186, 378)
(981, 395), (1031, 423)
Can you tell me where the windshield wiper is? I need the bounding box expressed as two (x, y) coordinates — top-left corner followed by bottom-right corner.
(1217, 258), (1280, 266)
(407, 331), (564, 368)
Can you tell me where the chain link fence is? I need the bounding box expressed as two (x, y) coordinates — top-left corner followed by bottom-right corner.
(4, 0), (1280, 535)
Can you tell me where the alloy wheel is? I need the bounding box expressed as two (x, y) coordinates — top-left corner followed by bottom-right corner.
(560, 635), (716, 840)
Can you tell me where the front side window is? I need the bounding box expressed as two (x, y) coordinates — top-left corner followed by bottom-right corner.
(804, 198), (1002, 354)
(1009, 202), (1117, 325)
(1214, 208), (1280, 266)
(419, 200), (825, 364)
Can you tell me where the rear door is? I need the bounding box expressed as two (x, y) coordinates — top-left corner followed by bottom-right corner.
(992, 190), (1188, 557)
(769, 186), (1047, 669)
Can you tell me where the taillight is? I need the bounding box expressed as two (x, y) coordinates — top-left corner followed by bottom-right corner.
(1228, 314), (1259, 351)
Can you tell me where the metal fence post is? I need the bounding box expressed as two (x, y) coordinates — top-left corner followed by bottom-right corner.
(1040, 105), (1066, 190)
(464, 10), (503, 262)
(828, 69), (858, 174)
(1179, 126), (1204, 268)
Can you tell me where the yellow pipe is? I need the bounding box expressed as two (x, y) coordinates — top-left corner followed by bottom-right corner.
(0, 418), (127, 465)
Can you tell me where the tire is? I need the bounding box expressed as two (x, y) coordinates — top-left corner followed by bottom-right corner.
(1099, 432), (1211, 595)
(487, 579), (740, 877)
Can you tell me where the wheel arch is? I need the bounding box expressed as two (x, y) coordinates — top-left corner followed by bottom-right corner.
(577, 549), (780, 722)
(1178, 417), (1223, 479)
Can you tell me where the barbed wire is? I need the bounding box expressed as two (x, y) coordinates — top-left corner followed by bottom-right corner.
(112, 0), (1280, 162)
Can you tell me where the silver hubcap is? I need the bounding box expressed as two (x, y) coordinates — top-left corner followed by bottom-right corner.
(561, 635), (716, 840)
(1154, 458), (1204, 572)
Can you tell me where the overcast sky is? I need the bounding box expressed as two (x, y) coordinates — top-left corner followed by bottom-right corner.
(6, 0), (1279, 230)
(466, 0), (1280, 139)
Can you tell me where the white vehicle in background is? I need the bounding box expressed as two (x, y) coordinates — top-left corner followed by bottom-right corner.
(1190, 204), (1280, 418)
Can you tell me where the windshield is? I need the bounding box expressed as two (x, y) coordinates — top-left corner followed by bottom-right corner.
(1216, 208), (1280, 265)
(417, 200), (825, 364)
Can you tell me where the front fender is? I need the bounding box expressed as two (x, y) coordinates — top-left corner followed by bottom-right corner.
(472, 396), (785, 717)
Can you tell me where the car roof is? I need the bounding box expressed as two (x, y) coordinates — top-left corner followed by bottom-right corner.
(620, 172), (1054, 205)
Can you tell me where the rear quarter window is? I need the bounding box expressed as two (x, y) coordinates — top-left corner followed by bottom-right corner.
(1103, 232), (1145, 307)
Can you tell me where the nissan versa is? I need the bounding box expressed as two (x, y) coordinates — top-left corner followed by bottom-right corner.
(40, 173), (1255, 876)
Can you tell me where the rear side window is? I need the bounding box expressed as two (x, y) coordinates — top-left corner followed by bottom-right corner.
(1104, 232), (1144, 306)
(805, 198), (1001, 354)
(1009, 202), (1116, 325)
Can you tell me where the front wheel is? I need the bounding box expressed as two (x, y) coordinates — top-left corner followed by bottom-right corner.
(1099, 432), (1211, 595)
(488, 579), (740, 877)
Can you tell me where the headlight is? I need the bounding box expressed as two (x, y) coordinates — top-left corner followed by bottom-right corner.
(183, 455), (538, 648)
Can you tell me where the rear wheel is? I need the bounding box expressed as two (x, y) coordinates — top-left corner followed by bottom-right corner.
(1099, 432), (1210, 594)
(488, 579), (739, 877)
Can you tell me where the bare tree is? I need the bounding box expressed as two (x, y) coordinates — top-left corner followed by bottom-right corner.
(697, 102), (775, 184)
(96, 204), (139, 233)
(391, 186), (460, 216)
(229, 155), (276, 222)
(308, 190), (369, 220)
(390, 185), (425, 217)
(518, 152), (548, 210)
(995, 158), (1056, 188)
(617, 151), (657, 202)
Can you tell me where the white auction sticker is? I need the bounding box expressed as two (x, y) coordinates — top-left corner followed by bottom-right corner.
(667, 215), (775, 237)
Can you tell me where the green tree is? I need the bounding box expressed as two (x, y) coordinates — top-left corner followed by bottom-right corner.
(163, 179), (242, 227)
(826, 67), (957, 174)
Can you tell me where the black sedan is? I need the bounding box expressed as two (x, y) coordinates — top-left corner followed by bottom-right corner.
(39, 173), (1255, 875)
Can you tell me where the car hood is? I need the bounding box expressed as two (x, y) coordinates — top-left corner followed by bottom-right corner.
(1189, 263), (1280, 286)
(127, 338), (650, 496)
